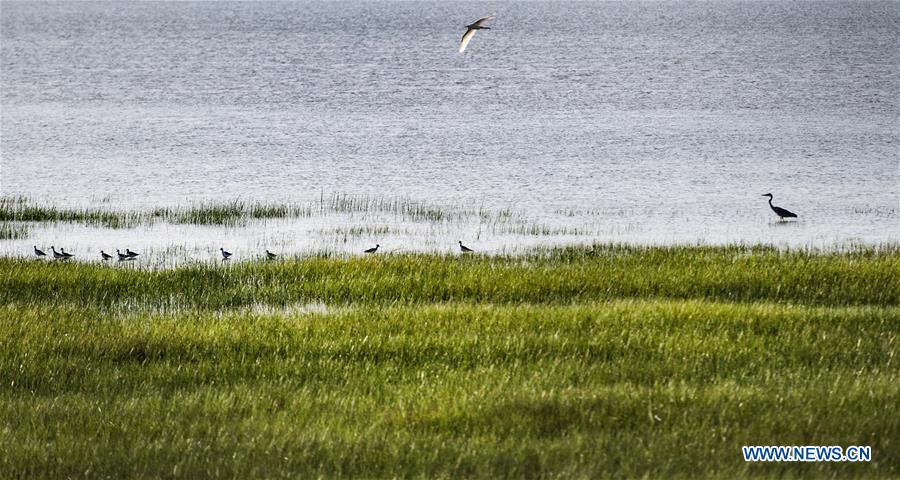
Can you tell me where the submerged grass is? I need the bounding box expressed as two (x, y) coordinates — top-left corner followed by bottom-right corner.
(323, 224), (396, 237)
(493, 222), (590, 236)
(324, 193), (456, 222)
(0, 222), (29, 240)
(0, 194), (482, 228)
(1, 244), (897, 478)
(156, 200), (316, 225)
(0, 200), (143, 228)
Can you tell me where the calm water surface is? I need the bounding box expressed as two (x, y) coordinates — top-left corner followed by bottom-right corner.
(1, 1), (898, 259)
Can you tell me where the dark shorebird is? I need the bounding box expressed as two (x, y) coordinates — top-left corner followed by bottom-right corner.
(220, 248), (232, 260)
(459, 15), (494, 53)
(126, 248), (140, 258)
(100, 250), (113, 261)
(265, 250), (277, 260)
(116, 249), (131, 261)
(51, 246), (73, 259)
(762, 193), (798, 221)
(34, 246), (47, 258)
(364, 244), (380, 254)
(459, 240), (474, 253)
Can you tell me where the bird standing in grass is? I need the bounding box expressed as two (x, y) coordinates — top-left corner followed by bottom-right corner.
(100, 250), (112, 261)
(762, 193), (798, 221)
(59, 248), (74, 259)
(51, 246), (65, 259)
(220, 248), (232, 260)
(34, 246), (47, 258)
(126, 248), (140, 258)
(116, 249), (131, 261)
(459, 240), (474, 253)
(265, 250), (277, 260)
(364, 244), (380, 254)
(458, 15), (494, 53)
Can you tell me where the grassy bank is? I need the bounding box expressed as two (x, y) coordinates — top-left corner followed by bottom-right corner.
(2, 244), (898, 309)
(1, 245), (897, 478)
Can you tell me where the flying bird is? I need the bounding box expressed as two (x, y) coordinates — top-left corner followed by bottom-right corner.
(220, 248), (232, 260)
(364, 244), (380, 254)
(459, 240), (474, 253)
(761, 193), (798, 220)
(459, 15), (494, 53)
(34, 246), (47, 257)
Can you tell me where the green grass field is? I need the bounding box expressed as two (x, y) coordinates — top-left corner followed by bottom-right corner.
(1, 245), (897, 478)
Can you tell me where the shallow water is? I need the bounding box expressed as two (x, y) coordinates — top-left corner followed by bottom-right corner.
(2, 1), (898, 259)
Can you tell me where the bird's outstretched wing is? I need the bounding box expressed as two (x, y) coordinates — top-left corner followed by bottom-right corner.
(470, 15), (494, 28)
(458, 28), (477, 53)
(459, 15), (494, 53)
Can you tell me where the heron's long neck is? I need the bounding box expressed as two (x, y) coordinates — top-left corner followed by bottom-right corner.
(768, 197), (773, 206)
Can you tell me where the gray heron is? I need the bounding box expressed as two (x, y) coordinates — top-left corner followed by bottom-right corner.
(762, 193), (798, 220)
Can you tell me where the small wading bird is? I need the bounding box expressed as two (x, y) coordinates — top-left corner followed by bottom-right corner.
(458, 15), (494, 53)
(459, 240), (474, 253)
(364, 244), (380, 254)
(34, 246), (47, 258)
(59, 248), (74, 259)
(220, 248), (232, 260)
(100, 250), (112, 261)
(116, 249), (132, 261)
(51, 246), (65, 259)
(762, 193), (798, 221)
(126, 248), (140, 258)
(265, 250), (277, 260)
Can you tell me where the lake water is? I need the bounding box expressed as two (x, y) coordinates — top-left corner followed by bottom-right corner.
(1, 1), (898, 260)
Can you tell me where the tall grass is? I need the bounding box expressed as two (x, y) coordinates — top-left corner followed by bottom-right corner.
(1, 245), (897, 478)
(1, 244), (897, 310)
(0, 301), (896, 478)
